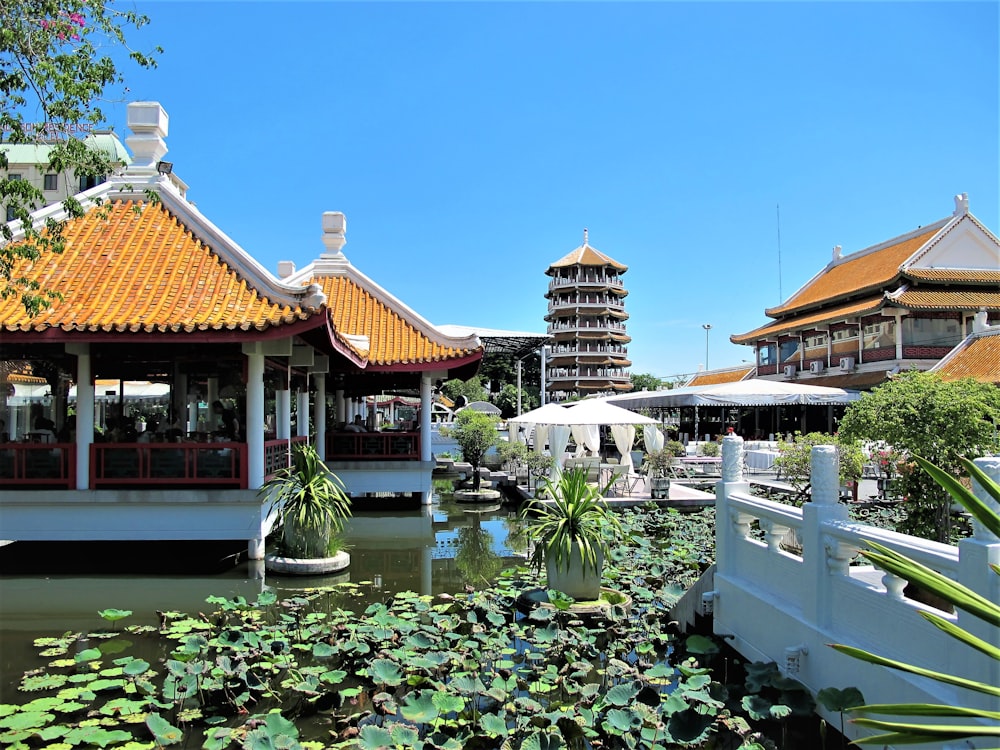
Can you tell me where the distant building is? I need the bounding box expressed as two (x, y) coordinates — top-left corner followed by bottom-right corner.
(543, 231), (632, 402)
(731, 194), (1000, 389)
(0, 130), (144, 219)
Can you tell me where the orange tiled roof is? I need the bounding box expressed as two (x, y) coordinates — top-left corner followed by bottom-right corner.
(891, 289), (1000, 310)
(547, 244), (628, 272)
(935, 333), (1000, 383)
(687, 366), (756, 387)
(313, 276), (479, 366)
(766, 227), (941, 317)
(1, 200), (310, 334)
(731, 297), (885, 344)
(904, 268), (1000, 284)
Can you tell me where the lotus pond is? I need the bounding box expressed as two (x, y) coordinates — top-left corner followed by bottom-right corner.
(0, 498), (831, 750)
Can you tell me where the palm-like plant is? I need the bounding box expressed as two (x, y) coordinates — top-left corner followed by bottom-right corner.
(521, 467), (623, 598)
(830, 454), (1000, 746)
(259, 443), (352, 559)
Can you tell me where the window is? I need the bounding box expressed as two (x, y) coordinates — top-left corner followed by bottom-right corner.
(9, 173), (23, 181)
(44, 173), (58, 191)
(805, 333), (826, 349)
(863, 320), (895, 350)
(5, 205), (16, 222)
(779, 340), (800, 363)
(832, 328), (857, 342)
(79, 175), (101, 191)
(757, 343), (776, 366)
(902, 317), (961, 348)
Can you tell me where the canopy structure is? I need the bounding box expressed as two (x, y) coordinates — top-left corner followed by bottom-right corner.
(508, 400), (656, 425)
(604, 380), (862, 408)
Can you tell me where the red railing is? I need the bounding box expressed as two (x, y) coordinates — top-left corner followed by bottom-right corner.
(325, 431), (420, 460)
(263, 436), (309, 478)
(89, 443), (247, 489)
(0, 443), (76, 488)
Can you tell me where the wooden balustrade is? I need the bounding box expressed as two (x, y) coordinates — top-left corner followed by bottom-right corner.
(0, 443), (76, 488)
(90, 442), (247, 488)
(326, 431), (419, 460)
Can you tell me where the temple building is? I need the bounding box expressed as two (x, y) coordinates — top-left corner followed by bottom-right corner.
(732, 194), (1000, 389)
(543, 231), (632, 402)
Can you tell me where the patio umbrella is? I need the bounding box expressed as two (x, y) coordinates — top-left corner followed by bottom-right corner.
(604, 379), (861, 408)
(507, 402), (572, 424)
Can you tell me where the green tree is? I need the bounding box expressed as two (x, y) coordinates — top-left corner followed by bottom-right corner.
(630, 372), (662, 392)
(1, 0), (159, 314)
(838, 371), (1000, 542)
(773, 431), (865, 503)
(492, 383), (527, 418)
(446, 410), (499, 492)
(440, 375), (489, 406)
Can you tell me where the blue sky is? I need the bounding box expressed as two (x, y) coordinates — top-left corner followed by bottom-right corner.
(103, 1), (998, 381)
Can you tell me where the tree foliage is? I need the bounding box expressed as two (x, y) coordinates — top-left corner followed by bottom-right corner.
(446, 409), (499, 491)
(440, 375), (489, 407)
(837, 371), (1000, 542)
(1, 0), (159, 314)
(773, 431), (866, 501)
(630, 372), (662, 392)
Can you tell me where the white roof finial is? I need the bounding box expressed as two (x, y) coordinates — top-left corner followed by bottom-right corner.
(583, 228), (589, 246)
(321, 211), (347, 258)
(953, 192), (969, 216)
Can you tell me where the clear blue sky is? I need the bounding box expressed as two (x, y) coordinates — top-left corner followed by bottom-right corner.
(105, 1), (998, 381)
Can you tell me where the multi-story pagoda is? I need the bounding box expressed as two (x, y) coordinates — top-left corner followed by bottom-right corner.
(544, 231), (632, 402)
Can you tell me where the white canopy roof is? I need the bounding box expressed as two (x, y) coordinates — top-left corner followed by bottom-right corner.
(508, 400), (657, 425)
(604, 379), (862, 408)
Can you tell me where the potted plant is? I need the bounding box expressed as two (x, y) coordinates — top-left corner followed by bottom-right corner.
(441, 410), (499, 492)
(643, 448), (674, 499)
(259, 443), (352, 563)
(520, 467), (623, 600)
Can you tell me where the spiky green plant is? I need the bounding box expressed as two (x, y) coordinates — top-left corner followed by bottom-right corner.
(829, 455), (1000, 746)
(259, 443), (352, 558)
(520, 466), (623, 577)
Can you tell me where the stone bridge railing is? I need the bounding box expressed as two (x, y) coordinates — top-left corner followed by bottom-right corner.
(713, 435), (999, 748)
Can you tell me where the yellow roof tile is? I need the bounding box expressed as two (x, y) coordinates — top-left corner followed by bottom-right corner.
(904, 268), (1000, 284)
(546, 244), (628, 272)
(1, 200), (310, 334)
(687, 366), (756, 386)
(936, 334), (1000, 383)
(891, 289), (1000, 310)
(314, 276), (478, 366)
(731, 297), (885, 344)
(766, 227), (940, 317)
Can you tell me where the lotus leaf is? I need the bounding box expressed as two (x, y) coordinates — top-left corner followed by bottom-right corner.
(400, 690), (438, 723)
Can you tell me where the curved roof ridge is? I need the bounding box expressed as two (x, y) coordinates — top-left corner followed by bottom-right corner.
(546, 242), (628, 273)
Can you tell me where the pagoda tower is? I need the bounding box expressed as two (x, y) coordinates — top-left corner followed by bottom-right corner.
(543, 230), (632, 402)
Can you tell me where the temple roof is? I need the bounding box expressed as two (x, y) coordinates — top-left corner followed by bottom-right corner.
(545, 235), (628, 274)
(686, 366), (756, 387)
(0, 199), (318, 336)
(931, 329), (1000, 383)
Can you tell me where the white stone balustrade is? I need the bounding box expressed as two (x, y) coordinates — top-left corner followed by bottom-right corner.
(714, 435), (1000, 746)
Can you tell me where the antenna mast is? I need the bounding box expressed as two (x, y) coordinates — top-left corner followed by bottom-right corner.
(776, 203), (783, 302)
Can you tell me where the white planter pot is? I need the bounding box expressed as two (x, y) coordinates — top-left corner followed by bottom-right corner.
(545, 545), (604, 601)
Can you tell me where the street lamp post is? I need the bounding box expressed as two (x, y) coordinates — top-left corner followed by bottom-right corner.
(702, 324), (712, 370)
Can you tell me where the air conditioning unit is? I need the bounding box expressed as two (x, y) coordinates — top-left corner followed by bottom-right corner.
(839, 357), (855, 372)
(783, 364), (797, 378)
(809, 360), (824, 374)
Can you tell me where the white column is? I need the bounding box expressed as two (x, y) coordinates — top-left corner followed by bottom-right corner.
(296, 389), (309, 438)
(421, 544), (433, 595)
(335, 389), (345, 424)
(246, 351), (265, 490)
(276, 389), (290, 439)
(71, 344), (94, 490)
(314, 374), (326, 457)
(420, 375), (432, 463)
(801, 446), (849, 628)
(958, 456), (1000, 696)
(188, 399), (199, 435)
(206, 377), (219, 413)
(175, 372), (188, 432)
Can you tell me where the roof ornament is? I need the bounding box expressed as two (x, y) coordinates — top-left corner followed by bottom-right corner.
(832, 245), (842, 262)
(123, 102), (169, 177)
(953, 192), (969, 216)
(301, 283), (326, 310)
(583, 228), (589, 246)
(321, 211), (347, 259)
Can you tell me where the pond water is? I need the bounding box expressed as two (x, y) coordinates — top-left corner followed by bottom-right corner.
(0, 493), (524, 702)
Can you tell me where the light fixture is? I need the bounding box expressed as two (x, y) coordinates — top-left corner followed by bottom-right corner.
(156, 160), (173, 175)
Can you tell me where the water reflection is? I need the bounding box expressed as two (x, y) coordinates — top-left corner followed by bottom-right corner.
(0, 494), (524, 701)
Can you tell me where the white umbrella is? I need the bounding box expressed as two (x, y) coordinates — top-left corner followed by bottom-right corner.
(507, 402), (572, 424)
(561, 399), (658, 426)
